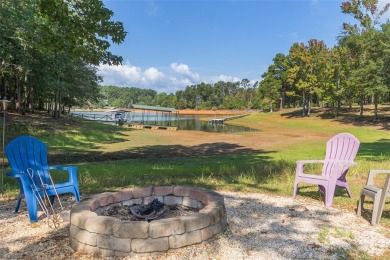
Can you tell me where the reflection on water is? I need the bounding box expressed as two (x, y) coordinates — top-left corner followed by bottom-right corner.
(177, 118), (253, 133)
(71, 112), (254, 133)
(128, 114), (254, 133)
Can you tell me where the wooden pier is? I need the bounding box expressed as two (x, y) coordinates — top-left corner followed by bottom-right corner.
(208, 113), (251, 124)
(126, 124), (177, 130)
(208, 118), (225, 124)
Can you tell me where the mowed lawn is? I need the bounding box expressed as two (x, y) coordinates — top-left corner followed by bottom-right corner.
(2, 107), (390, 226)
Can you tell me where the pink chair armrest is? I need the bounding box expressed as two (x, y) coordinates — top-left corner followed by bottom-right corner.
(296, 160), (325, 176)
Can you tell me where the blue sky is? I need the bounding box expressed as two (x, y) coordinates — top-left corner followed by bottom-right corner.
(97, 0), (385, 93)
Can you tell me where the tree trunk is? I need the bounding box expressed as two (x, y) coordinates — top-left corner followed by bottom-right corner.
(359, 94), (364, 119)
(307, 94), (311, 117)
(280, 97), (283, 110)
(280, 88), (285, 110)
(0, 76), (5, 98)
(54, 88), (59, 119)
(335, 77), (340, 117)
(58, 89), (61, 118)
(373, 92), (378, 121)
(302, 93), (306, 116)
(15, 72), (21, 113)
(47, 99), (52, 114)
(21, 71), (28, 115)
(28, 76), (35, 113)
(336, 100), (341, 117)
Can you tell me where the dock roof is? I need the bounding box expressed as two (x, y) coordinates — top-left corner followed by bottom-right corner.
(131, 104), (178, 112)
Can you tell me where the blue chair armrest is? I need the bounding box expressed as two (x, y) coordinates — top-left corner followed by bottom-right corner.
(49, 165), (78, 171)
(48, 165), (78, 183)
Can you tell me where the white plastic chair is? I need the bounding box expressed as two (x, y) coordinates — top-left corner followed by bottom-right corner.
(357, 170), (390, 225)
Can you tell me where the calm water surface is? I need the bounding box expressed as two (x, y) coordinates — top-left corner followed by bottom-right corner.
(71, 112), (255, 133)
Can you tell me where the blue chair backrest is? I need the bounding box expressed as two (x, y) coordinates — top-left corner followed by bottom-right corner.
(6, 136), (50, 186)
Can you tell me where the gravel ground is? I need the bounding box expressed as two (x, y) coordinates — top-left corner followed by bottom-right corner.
(1, 191), (389, 259)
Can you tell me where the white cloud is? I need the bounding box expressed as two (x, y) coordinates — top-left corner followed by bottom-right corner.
(98, 62), (197, 93)
(98, 63), (142, 86)
(170, 63), (199, 80)
(142, 67), (164, 83)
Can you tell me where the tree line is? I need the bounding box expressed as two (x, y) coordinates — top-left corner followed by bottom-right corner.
(98, 80), (260, 110)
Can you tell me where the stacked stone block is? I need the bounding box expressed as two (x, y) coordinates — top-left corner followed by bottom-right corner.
(70, 186), (227, 257)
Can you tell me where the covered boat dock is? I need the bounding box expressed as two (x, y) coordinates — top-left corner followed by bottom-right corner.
(128, 104), (179, 130)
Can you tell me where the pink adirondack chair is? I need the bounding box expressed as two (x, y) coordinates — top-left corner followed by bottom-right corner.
(293, 133), (360, 207)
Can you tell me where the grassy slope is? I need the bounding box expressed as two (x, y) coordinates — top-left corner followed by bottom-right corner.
(2, 108), (390, 227)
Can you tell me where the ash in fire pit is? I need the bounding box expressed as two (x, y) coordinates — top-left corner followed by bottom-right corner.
(102, 198), (198, 221)
(130, 199), (165, 220)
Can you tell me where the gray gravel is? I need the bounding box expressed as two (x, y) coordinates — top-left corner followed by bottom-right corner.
(0, 191), (389, 259)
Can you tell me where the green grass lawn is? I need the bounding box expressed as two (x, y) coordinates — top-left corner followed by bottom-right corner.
(2, 108), (390, 227)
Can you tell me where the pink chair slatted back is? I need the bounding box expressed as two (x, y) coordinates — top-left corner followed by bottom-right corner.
(322, 133), (360, 177)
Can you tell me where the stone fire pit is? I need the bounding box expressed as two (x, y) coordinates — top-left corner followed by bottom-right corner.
(69, 186), (227, 257)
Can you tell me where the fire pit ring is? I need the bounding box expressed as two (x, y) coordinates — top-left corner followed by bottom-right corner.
(69, 186), (227, 257)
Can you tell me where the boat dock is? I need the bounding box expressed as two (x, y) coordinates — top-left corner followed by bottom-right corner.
(69, 111), (129, 125)
(69, 105), (179, 130)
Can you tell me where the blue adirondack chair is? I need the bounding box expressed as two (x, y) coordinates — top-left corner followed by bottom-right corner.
(5, 136), (80, 222)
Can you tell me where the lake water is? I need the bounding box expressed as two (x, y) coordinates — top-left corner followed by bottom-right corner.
(71, 111), (254, 133)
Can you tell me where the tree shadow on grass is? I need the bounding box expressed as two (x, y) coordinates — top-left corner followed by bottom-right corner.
(332, 115), (390, 131)
(48, 142), (272, 164)
(280, 108), (306, 118)
(279, 108), (390, 130)
(279, 108), (327, 118)
(358, 139), (390, 160)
